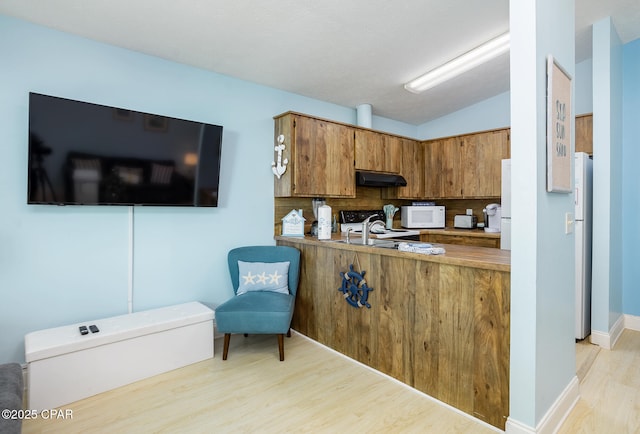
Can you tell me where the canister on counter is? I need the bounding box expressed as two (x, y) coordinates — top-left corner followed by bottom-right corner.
(317, 205), (332, 240)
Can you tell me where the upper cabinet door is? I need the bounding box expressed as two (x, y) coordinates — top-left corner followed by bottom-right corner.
(424, 129), (509, 199)
(461, 129), (510, 198)
(575, 114), (593, 155)
(396, 138), (424, 199)
(274, 113), (355, 198)
(294, 116), (355, 197)
(354, 129), (401, 173)
(425, 137), (462, 198)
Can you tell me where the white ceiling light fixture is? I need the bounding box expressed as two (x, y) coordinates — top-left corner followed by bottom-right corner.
(404, 32), (510, 94)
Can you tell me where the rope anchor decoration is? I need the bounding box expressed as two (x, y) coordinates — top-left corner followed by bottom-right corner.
(339, 264), (373, 308)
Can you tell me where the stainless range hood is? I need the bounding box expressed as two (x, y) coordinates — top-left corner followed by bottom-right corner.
(355, 171), (407, 187)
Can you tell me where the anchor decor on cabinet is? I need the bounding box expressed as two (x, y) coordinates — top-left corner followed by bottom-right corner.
(339, 264), (373, 308)
(271, 134), (288, 179)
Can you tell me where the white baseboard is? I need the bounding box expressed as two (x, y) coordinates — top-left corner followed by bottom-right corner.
(590, 314), (625, 349)
(501, 313), (640, 434)
(589, 330), (609, 348)
(624, 313), (640, 332)
(505, 417), (535, 434)
(505, 376), (580, 434)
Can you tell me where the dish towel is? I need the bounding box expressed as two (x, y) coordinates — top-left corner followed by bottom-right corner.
(397, 242), (446, 255)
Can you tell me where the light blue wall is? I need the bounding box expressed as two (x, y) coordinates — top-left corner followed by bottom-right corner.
(417, 91), (511, 139)
(508, 0), (576, 428)
(415, 58), (593, 141)
(622, 38), (640, 316)
(0, 14), (416, 363)
(372, 115), (418, 138)
(591, 17), (624, 335)
(575, 58), (593, 115)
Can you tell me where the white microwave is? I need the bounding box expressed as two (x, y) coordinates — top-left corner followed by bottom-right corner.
(401, 206), (445, 229)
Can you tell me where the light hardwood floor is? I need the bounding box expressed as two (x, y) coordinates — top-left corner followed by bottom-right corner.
(22, 330), (640, 433)
(559, 329), (640, 433)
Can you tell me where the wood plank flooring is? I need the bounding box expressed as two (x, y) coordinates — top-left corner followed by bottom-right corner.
(22, 329), (640, 433)
(22, 332), (498, 434)
(559, 329), (640, 433)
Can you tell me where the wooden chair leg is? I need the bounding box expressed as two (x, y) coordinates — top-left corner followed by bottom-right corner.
(287, 328), (291, 337)
(244, 333), (248, 337)
(277, 334), (285, 361)
(223, 333), (231, 360)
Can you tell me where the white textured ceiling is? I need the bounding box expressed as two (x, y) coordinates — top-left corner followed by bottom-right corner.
(1, 0), (639, 125)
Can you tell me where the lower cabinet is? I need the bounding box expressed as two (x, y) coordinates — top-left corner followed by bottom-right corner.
(278, 239), (510, 430)
(420, 232), (500, 248)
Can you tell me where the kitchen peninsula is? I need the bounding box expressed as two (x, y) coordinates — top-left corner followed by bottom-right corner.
(276, 234), (510, 430)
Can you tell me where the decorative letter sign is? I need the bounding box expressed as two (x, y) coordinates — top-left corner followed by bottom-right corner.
(546, 55), (572, 193)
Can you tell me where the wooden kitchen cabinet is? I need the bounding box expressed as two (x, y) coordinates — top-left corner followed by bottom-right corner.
(273, 112), (355, 198)
(424, 136), (462, 198)
(420, 231), (500, 248)
(462, 129), (510, 197)
(277, 237), (511, 430)
(424, 129), (509, 199)
(354, 129), (401, 173)
(575, 114), (593, 155)
(396, 138), (425, 199)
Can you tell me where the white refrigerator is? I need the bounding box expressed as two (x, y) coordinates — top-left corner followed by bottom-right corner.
(575, 152), (593, 340)
(500, 159), (511, 250)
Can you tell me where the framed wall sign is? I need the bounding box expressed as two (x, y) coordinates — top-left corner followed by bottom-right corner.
(546, 55), (572, 193)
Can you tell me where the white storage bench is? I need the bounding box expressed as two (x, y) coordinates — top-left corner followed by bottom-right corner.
(25, 302), (214, 411)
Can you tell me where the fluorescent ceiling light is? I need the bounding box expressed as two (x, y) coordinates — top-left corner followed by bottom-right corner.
(404, 32), (510, 94)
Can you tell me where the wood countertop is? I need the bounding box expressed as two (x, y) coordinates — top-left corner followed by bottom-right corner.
(275, 234), (510, 272)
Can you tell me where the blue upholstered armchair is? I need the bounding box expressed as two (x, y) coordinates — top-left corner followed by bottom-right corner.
(215, 245), (301, 361)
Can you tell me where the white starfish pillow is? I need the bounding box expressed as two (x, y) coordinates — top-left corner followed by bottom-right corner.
(237, 261), (290, 295)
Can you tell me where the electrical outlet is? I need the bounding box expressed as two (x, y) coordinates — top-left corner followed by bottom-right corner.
(565, 212), (574, 234)
(466, 208), (473, 215)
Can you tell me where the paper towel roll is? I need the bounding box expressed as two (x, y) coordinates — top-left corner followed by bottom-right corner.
(317, 205), (332, 240)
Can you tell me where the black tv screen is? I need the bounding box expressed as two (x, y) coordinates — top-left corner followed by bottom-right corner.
(28, 92), (223, 207)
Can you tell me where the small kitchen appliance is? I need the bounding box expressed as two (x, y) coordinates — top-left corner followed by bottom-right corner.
(453, 214), (477, 229)
(483, 203), (501, 232)
(400, 206), (445, 229)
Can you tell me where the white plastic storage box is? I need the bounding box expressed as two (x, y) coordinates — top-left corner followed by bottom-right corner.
(25, 302), (214, 411)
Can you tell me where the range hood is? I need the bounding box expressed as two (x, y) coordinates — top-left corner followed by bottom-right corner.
(355, 171), (407, 187)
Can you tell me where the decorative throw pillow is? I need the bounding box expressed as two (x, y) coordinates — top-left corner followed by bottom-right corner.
(151, 163), (173, 184)
(236, 261), (290, 296)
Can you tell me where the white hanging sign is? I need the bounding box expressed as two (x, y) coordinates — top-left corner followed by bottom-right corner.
(546, 55), (572, 193)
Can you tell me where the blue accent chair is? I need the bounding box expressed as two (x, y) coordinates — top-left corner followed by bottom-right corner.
(215, 245), (301, 361)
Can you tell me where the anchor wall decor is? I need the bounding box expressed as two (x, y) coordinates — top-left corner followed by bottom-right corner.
(271, 134), (288, 179)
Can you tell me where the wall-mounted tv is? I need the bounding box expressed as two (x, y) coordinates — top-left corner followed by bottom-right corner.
(28, 92), (223, 207)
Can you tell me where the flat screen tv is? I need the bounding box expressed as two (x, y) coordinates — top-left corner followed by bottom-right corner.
(28, 92), (223, 207)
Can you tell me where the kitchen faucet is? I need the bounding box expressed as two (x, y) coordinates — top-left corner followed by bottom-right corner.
(362, 215), (385, 245)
